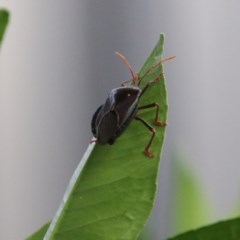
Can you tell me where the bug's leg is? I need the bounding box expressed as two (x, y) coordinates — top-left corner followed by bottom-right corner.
(139, 73), (164, 95)
(138, 103), (167, 126)
(134, 115), (156, 158)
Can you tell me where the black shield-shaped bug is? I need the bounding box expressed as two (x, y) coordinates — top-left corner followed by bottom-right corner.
(91, 52), (175, 157)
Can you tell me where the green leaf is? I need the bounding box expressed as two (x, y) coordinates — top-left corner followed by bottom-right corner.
(0, 9), (9, 48)
(26, 223), (50, 240)
(168, 217), (240, 240)
(28, 33), (170, 240)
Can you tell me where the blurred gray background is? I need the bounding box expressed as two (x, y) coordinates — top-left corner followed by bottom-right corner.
(1, 1), (240, 239)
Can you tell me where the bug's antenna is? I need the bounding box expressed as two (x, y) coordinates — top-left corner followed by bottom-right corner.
(140, 56), (176, 81)
(115, 51), (137, 83)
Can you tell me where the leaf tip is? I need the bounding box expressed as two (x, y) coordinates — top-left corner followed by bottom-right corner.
(159, 33), (165, 45)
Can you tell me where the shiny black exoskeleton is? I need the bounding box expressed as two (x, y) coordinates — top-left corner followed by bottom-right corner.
(91, 86), (141, 145)
(91, 52), (174, 157)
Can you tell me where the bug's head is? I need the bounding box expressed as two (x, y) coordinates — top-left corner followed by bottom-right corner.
(115, 51), (175, 87)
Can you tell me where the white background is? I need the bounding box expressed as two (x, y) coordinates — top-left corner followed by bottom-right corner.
(1, 1), (240, 239)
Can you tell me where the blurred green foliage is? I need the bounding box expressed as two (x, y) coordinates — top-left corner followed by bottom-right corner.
(0, 9), (9, 47)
